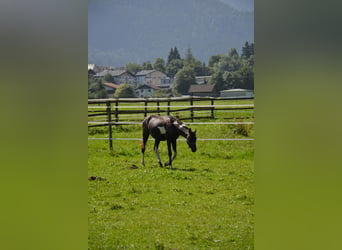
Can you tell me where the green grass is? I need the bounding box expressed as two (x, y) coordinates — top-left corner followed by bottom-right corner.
(88, 121), (254, 249)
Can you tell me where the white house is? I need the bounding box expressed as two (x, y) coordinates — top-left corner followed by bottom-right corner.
(94, 69), (137, 87)
(220, 89), (254, 98)
(88, 64), (101, 73)
(136, 70), (168, 87)
(195, 76), (212, 85)
(135, 84), (159, 98)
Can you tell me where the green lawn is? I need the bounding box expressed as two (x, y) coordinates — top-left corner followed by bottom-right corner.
(88, 120), (254, 249)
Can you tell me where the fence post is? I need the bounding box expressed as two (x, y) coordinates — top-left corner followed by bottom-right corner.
(157, 100), (160, 115)
(211, 98), (215, 119)
(144, 100), (147, 118)
(106, 101), (113, 152)
(190, 96), (194, 121)
(115, 100), (119, 127)
(167, 99), (170, 115)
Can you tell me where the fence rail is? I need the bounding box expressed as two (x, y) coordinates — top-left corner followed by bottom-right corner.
(88, 97), (254, 124)
(88, 96), (254, 151)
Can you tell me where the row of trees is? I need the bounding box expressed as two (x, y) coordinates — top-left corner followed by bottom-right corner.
(210, 41), (254, 91)
(172, 42), (254, 95)
(88, 41), (254, 98)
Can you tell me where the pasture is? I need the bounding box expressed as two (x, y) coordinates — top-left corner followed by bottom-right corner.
(88, 99), (254, 249)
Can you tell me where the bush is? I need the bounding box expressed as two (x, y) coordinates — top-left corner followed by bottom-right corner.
(114, 84), (136, 98)
(233, 122), (250, 137)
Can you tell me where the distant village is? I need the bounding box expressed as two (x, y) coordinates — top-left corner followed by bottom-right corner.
(88, 43), (254, 99)
(88, 64), (254, 99)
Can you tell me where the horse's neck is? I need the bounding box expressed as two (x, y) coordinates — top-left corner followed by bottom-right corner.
(175, 124), (189, 138)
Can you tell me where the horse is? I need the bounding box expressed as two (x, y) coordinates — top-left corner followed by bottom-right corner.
(141, 115), (197, 169)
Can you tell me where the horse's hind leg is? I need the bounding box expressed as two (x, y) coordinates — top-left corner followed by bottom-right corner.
(154, 140), (163, 167)
(141, 129), (149, 166)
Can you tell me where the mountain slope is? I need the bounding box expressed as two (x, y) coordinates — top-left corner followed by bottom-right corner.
(217, 0), (254, 12)
(88, 0), (254, 67)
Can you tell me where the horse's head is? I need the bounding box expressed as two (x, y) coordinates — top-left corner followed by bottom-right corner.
(187, 129), (197, 152)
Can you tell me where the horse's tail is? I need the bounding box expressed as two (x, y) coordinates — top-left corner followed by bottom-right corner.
(141, 116), (153, 153)
(142, 115), (153, 130)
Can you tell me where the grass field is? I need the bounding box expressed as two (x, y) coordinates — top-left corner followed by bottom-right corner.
(88, 100), (254, 249)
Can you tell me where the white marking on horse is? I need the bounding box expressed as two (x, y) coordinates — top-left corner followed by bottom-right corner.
(158, 126), (166, 134)
(174, 121), (186, 128)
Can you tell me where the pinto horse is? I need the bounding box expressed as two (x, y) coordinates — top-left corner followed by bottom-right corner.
(141, 115), (197, 169)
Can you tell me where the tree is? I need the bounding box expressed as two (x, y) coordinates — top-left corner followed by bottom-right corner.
(184, 47), (195, 65)
(151, 89), (172, 98)
(167, 46), (181, 65)
(114, 84), (136, 98)
(211, 71), (225, 91)
(142, 61), (153, 70)
(88, 79), (108, 99)
(173, 66), (196, 95)
(103, 73), (114, 83)
(216, 54), (241, 72)
(236, 64), (254, 89)
(228, 48), (239, 58)
(241, 41), (254, 59)
(250, 43), (254, 56)
(165, 59), (183, 78)
(209, 42), (254, 90)
(202, 62), (209, 76)
(167, 47), (174, 65)
(153, 58), (166, 72)
(126, 63), (142, 74)
(208, 54), (225, 67)
(183, 47), (206, 76)
(173, 47), (181, 60)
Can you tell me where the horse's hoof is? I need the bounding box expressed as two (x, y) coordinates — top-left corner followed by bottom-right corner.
(165, 161), (170, 166)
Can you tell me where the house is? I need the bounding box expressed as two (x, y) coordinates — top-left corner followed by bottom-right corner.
(136, 70), (168, 87)
(220, 89), (254, 98)
(88, 64), (101, 73)
(188, 84), (217, 97)
(195, 76), (212, 85)
(159, 77), (174, 89)
(102, 82), (119, 98)
(94, 70), (137, 87)
(135, 84), (159, 98)
(88, 69), (96, 78)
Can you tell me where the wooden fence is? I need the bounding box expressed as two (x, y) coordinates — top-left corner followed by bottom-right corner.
(88, 96), (254, 126)
(88, 96), (254, 151)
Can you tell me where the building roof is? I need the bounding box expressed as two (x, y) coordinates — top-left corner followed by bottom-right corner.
(135, 70), (157, 76)
(102, 82), (120, 89)
(188, 84), (215, 93)
(108, 70), (132, 76)
(195, 76), (212, 79)
(95, 69), (133, 77)
(220, 88), (253, 92)
(136, 84), (159, 90)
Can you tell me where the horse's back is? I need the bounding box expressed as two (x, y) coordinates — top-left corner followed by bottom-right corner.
(143, 115), (178, 140)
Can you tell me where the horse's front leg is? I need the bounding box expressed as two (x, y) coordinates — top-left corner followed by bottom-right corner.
(165, 140), (173, 169)
(154, 140), (163, 167)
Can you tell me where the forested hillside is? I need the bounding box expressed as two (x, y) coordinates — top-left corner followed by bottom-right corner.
(88, 0), (254, 67)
